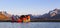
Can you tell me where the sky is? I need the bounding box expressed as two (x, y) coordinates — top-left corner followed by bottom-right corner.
(0, 0), (60, 15)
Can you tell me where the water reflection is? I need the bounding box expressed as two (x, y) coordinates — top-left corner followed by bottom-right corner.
(0, 22), (60, 28)
(13, 23), (30, 28)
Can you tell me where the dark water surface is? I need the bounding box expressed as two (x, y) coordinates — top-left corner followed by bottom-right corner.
(0, 22), (60, 28)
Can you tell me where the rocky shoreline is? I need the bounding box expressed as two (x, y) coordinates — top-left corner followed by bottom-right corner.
(0, 19), (60, 22)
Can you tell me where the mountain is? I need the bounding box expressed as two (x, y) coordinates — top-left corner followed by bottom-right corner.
(0, 11), (11, 21)
(41, 8), (60, 19)
(30, 8), (60, 19)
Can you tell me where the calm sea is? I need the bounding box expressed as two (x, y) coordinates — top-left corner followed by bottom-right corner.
(0, 22), (60, 28)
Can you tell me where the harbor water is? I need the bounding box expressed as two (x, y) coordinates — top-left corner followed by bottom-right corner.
(0, 22), (60, 28)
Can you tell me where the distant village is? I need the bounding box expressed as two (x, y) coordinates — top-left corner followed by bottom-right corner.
(0, 11), (30, 22)
(0, 8), (60, 22)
